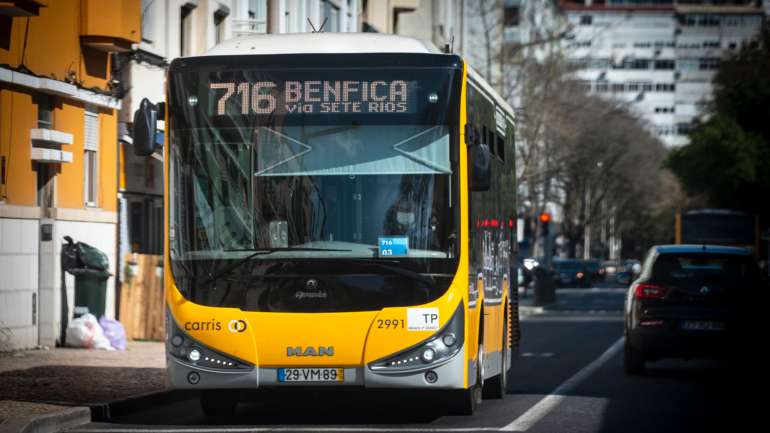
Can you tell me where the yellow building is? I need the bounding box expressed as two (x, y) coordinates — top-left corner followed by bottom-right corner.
(0, 0), (140, 350)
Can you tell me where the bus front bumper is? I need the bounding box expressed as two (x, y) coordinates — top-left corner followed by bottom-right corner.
(166, 346), (466, 390)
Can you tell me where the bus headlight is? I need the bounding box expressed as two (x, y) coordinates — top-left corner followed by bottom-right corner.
(369, 303), (464, 373)
(188, 349), (201, 362)
(421, 348), (436, 363)
(166, 315), (251, 371)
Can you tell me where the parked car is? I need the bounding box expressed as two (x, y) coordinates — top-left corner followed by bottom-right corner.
(624, 245), (763, 375)
(552, 259), (590, 288)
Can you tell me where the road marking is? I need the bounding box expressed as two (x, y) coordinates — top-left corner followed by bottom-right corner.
(501, 337), (625, 432)
(68, 428), (502, 432)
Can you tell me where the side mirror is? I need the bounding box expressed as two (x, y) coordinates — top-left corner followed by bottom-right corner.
(132, 98), (164, 156)
(469, 143), (491, 191)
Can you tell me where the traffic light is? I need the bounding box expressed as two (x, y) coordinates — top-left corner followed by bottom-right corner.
(539, 212), (551, 237)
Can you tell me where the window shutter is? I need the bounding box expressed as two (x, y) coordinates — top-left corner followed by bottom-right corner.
(84, 107), (99, 151)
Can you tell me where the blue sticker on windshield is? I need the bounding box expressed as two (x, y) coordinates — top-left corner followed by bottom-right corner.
(379, 237), (409, 257)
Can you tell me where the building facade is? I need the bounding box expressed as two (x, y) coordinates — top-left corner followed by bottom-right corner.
(562, 0), (766, 147)
(0, 0), (141, 350)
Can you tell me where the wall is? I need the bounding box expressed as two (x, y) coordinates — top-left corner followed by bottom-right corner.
(0, 218), (39, 350)
(0, 87), (37, 206)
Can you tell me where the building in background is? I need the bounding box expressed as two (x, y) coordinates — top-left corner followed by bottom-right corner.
(562, 0), (766, 147)
(0, 0), (141, 350)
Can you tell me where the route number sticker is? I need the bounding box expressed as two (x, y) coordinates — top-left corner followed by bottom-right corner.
(407, 308), (440, 331)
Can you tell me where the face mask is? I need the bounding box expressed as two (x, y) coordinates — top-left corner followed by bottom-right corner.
(397, 212), (415, 225)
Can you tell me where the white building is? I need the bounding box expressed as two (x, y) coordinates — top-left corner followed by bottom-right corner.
(562, 0), (766, 147)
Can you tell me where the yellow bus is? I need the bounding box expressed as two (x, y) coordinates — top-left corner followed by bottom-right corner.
(132, 33), (519, 416)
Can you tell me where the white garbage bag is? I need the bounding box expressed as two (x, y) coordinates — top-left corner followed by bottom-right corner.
(65, 313), (115, 350)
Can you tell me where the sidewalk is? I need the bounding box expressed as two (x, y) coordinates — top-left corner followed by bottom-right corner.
(0, 341), (164, 433)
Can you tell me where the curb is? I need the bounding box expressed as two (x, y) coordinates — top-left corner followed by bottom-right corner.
(0, 406), (91, 433)
(90, 390), (196, 422)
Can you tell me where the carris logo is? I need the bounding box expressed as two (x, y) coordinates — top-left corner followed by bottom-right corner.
(184, 319), (221, 331)
(287, 346), (334, 357)
(228, 319), (247, 333)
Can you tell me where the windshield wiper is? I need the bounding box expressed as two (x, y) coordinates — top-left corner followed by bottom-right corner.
(349, 258), (436, 286)
(201, 247), (352, 286)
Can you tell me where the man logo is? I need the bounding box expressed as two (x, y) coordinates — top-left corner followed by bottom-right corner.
(287, 346), (334, 357)
(700, 286), (711, 295)
(228, 319), (247, 333)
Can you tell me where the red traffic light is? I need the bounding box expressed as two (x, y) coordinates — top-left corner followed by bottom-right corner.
(538, 212), (551, 223)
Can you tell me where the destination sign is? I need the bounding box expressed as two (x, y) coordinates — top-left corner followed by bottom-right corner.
(209, 80), (416, 116)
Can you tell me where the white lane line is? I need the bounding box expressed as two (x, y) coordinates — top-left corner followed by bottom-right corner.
(68, 428), (501, 432)
(501, 337), (625, 432)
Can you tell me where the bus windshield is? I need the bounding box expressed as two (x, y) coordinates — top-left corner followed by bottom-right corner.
(167, 56), (462, 298)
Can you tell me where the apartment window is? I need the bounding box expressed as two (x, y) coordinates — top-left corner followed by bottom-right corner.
(654, 107), (675, 114)
(504, 6), (519, 26)
(680, 15), (696, 26)
(698, 15), (720, 27)
(641, 82), (653, 92)
(676, 122), (694, 136)
(321, 0), (340, 32)
(568, 58), (589, 69)
(655, 83), (675, 92)
(588, 58), (610, 69)
(214, 9), (228, 45)
(654, 59), (675, 70)
(84, 107), (99, 207)
(595, 81), (609, 93)
(141, 0), (155, 43)
(678, 58), (699, 70)
(627, 82), (640, 92)
(580, 15), (592, 26)
(180, 4), (195, 56)
(611, 83), (625, 93)
(699, 57), (720, 70)
(129, 197), (163, 255)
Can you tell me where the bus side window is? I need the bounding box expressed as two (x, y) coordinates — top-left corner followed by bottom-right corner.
(496, 134), (505, 162)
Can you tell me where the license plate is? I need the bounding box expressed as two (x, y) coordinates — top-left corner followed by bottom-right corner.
(682, 321), (725, 331)
(278, 368), (344, 382)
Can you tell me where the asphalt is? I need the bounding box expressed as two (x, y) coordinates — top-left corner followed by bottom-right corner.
(65, 286), (760, 433)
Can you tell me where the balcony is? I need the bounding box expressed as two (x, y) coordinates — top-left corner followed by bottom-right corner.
(30, 128), (73, 164)
(80, 0), (140, 52)
(0, 0), (46, 17)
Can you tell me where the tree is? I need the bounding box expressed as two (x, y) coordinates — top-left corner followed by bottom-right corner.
(665, 25), (770, 219)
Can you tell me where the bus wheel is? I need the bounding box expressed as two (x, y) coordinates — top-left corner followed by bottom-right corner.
(200, 389), (238, 418)
(483, 325), (508, 399)
(446, 343), (483, 415)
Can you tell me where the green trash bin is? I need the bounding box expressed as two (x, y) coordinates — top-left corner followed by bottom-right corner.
(71, 268), (111, 318)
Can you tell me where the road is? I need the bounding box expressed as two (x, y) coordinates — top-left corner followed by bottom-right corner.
(68, 287), (759, 433)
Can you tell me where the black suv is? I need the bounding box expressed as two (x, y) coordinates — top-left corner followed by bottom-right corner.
(624, 245), (763, 375)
